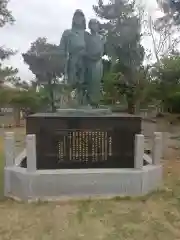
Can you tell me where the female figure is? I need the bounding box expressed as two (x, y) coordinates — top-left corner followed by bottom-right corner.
(59, 9), (87, 105)
(85, 19), (106, 107)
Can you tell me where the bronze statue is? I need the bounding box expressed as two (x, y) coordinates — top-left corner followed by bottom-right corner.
(59, 9), (87, 105)
(85, 19), (106, 107)
(59, 10), (105, 108)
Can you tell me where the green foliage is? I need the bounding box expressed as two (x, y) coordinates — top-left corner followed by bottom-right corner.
(152, 55), (180, 84)
(0, 0), (14, 27)
(0, 65), (18, 84)
(0, 47), (16, 60)
(167, 92), (180, 113)
(0, 2), (17, 85)
(156, 0), (180, 26)
(0, 48), (17, 85)
(22, 37), (64, 84)
(93, 0), (144, 71)
(0, 87), (13, 105)
(9, 90), (40, 111)
(102, 58), (112, 78)
(94, 0), (145, 113)
(151, 54), (180, 111)
(0, 86), (49, 113)
(102, 71), (124, 105)
(102, 63), (151, 112)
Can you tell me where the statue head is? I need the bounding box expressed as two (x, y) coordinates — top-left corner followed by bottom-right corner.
(88, 19), (100, 33)
(72, 9), (86, 30)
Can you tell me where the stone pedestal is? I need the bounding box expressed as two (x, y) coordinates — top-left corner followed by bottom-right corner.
(26, 110), (141, 170)
(4, 114), (164, 201)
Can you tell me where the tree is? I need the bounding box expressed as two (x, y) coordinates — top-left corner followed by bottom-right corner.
(22, 37), (64, 84)
(0, 87), (13, 107)
(146, 15), (180, 63)
(102, 71), (124, 105)
(151, 53), (180, 111)
(0, 87), (49, 126)
(156, 0), (180, 25)
(93, 0), (145, 113)
(0, 1), (18, 85)
(136, 1), (180, 66)
(102, 58), (112, 78)
(22, 37), (66, 111)
(152, 54), (180, 84)
(102, 61), (152, 113)
(0, 0), (14, 27)
(0, 0), (15, 60)
(0, 48), (18, 85)
(0, 64), (18, 85)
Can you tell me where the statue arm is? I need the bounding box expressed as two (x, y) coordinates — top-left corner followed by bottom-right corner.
(59, 30), (70, 79)
(59, 30), (70, 57)
(84, 31), (90, 57)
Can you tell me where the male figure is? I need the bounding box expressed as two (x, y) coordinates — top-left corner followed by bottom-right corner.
(59, 9), (87, 105)
(85, 19), (106, 107)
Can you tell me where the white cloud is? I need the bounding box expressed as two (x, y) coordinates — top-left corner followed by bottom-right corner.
(0, 0), (157, 80)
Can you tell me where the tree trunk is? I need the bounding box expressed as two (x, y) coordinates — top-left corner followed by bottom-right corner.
(135, 100), (140, 114)
(13, 107), (21, 127)
(127, 99), (135, 114)
(48, 80), (56, 112)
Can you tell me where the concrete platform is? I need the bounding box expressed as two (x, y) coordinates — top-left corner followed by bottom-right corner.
(4, 165), (162, 202)
(4, 132), (163, 202)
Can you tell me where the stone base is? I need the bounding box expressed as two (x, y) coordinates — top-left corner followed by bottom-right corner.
(56, 108), (112, 116)
(26, 112), (141, 170)
(4, 166), (162, 202)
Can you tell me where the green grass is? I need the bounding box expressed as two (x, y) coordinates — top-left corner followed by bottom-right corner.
(0, 157), (179, 239)
(0, 136), (4, 197)
(0, 153), (4, 197)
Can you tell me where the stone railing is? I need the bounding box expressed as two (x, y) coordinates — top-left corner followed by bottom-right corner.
(5, 132), (162, 171)
(3, 132), (163, 201)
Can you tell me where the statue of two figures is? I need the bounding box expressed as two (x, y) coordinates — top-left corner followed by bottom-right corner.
(59, 9), (105, 108)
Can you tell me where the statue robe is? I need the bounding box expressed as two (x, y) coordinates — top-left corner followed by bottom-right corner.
(85, 33), (105, 105)
(59, 28), (86, 86)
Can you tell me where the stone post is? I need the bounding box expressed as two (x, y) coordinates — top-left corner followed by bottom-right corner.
(134, 134), (144, 169)
(152, 132), (162, 165)
(5, 132), (15, 167)
(26, 134), (36, 172)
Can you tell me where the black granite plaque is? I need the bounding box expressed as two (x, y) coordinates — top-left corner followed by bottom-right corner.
(56, 129), (112, 162)
(26, 110), (141, 169)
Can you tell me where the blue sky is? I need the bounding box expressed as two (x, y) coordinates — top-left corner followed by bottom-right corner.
(0, 0), (158, 80)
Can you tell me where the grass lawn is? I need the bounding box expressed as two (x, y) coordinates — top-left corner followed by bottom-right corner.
(0, 128), (180, 239)
(0, 161), (180, 239)
(0, 137), (4, 197)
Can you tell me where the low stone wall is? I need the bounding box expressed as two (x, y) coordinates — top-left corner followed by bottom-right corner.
(4, 166), (162, 201)
(3, 132), (163, 202)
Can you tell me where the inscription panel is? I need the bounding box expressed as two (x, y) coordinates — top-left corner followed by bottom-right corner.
(56, 129), (113, 163)
(26, 114), (141, 169)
